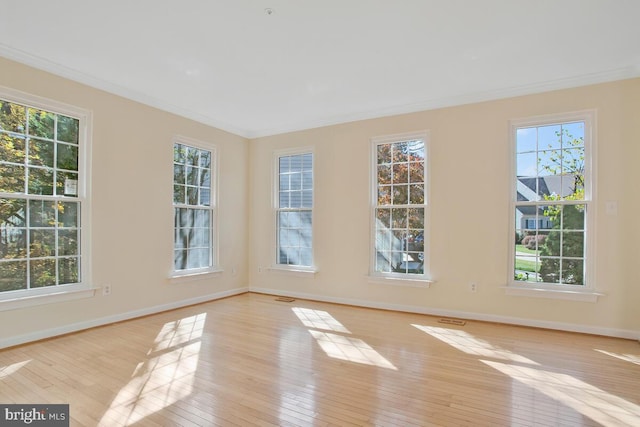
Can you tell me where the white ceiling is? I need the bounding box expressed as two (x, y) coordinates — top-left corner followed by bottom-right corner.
(1, 1), (639, 138)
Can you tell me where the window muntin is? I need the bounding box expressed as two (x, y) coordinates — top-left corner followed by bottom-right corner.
(276, 152), (313, 267)
(0, 97), (84, 294)
(513, 115), (592, 286)
(372, 136), (426, 277)
(173, 142), (215, 273)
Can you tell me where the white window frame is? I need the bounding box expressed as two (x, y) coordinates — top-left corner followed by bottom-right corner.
(171, 136), (219, 278)
(369, 131), (431, 286)
(507, 110), (601, 302)
(0, 86), (93, 310)
(271, 147), (316, 274)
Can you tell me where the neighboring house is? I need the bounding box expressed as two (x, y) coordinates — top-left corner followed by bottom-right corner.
(516, 175), (577, 230)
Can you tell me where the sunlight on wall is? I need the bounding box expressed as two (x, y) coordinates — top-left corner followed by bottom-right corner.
(483, 360), (640, 426)
(0, 359), (30, 380)
(309, 330), (397, 370)
(292, 307), (351, 333)
(594, 349), (640, 365)
(98, 313), (206, 426)
(412, 324), (539, 365)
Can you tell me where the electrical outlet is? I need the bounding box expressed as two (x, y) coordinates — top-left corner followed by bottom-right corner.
(102, 284), (111, 296)
(469, 282), (477, 292)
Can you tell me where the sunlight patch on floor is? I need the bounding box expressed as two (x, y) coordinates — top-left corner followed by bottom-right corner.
(412, 324), (539, 365)
(292, 307), (351, 333)
(594, 349), (640, 365)
(309, 330), (397, 370)
(0, 359), (30, 380)
(98, 313), (206, 426)
(483, 359), (640, 426)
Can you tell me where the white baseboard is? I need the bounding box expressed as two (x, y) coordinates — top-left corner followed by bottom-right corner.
(249, 287), (640, 340)
(0, 287), (249, 349)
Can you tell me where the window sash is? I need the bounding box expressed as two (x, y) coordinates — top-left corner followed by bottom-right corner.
(371, 134), (428, 279)
(172, 140), (216, 274)
(275, 151), (313, 268)
(510, 111), (594, 288)
(0, 90), (89, 298)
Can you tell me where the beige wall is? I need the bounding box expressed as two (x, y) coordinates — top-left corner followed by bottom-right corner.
(1, 57), (638, 346)
(0, 58), (250, 345)
(249, 78), (640, 336)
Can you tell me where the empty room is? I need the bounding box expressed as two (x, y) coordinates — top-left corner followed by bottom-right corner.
(1, 1), (639, 426)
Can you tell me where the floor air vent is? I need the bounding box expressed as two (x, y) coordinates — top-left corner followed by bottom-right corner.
(275, 296), (296, 302)
(438, 318), (466, 326)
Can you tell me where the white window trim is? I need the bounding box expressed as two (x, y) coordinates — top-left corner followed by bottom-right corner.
(0, 86), (93, 308)
(507, 110), (600, 301)
(368, 131), (431, 285)
(272, 146), (317, 273)
(170, 135), (219, 278)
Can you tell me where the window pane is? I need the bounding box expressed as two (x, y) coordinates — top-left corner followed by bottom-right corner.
(0, 164), (25, 193)
(28, 108), (55, 139)
(200, 168), (211, 187)
(539, 257), (560, 284)
(516, 127), (537, 153)
(0, 260), (27, 291)
(0, 227), (26, 259)
(408, 161), (424, 184)
(391, 208), (407, 229)
(174, 144), (186, 163)
(409, 184), (424, 204)
(58, 229), (78, 256)
(187, 187), (198, 205)
(1, 198), (27, 228)
(561, 259), (584, 285)
(30, 138), (56, 168)
(392, 185), (408, 205)
(562, 231), (584, 258)
(562, 204), (585, 230)
(173, 164), (185, 185)
(0, 134), (26, 163)
(302, 171), (312, 189)
(56, 171), (78, 196)
(30, 229), (56, 257)
(58, 257), (79, 284)
(29, 200), (56, 227)
(30, 258), (56, 287)
(392, 142), (408, 163)
(186, 166), (199, 186)
(199, 188), (210, 206)
(56, 115), (79, 144)
(186, 146), (199, 166)
(538, 124), (561, 150)
(392, 163), (408, 184)
(173, 185), (185, 204)
(0, 101), (26, 133)
(28, 167), (54, 195)
(56, 143), (78, 171)
(199, 151), (211, 168)
(516, 152), (537, 178)
(58, 201), (79, 227)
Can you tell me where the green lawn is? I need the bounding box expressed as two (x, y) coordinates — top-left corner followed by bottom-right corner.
(515, 244), (538, 255)
(515, 245), (539, 272)
(515, 258), (538, 272)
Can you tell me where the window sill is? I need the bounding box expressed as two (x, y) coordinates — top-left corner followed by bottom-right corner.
(0, 286), (97, 312)
(169, 268), (224, 283)
(268, 266), (318, 278)
(368, 275), (434, 288)
(503, 285), (603, 302)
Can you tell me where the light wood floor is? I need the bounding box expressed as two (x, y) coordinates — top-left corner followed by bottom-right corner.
(1, 293), (639, 426)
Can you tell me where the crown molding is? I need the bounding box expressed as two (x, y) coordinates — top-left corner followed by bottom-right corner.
(3, 43), (638, 140)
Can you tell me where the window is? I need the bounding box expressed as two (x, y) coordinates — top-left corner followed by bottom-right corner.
(173, 139), (216, 275)
(512, 111), (594, 288)
(0, 91), (90, 300)
(275, 150), (313, 268)
(371, 133), (428, 279)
